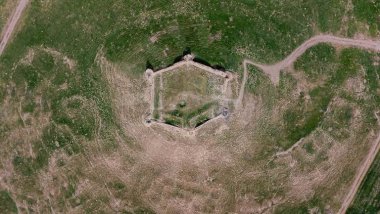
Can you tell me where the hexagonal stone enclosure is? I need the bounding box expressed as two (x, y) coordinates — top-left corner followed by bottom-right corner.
(146, 55), (237, 130)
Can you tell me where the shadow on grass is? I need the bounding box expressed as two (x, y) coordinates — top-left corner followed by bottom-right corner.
(147, 47), (226, 72)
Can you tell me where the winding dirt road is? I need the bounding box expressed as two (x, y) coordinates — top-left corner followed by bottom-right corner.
(236, 34), (380, 107)
(246, 35), (380, 85)
(0, 0), (29, 56)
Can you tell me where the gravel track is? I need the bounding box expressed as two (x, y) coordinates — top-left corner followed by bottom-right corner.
(0, 0), (29, 56)
(237, 34), (380, 108)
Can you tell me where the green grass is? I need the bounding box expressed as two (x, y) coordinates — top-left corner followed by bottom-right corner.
(64, 176), (78, 199)
(183, 102), (216, 122)
(22, 98), (36, 113)
(163, 101), (217, 128)
(352, 0), (380, 36)
(0, 0), (376, 142)
(0, 0), (376, 77)
(245, 51), (379, 204)
(278, 47), (379, 149)
(269, 46), (380, 211)
(194, 114), (210, 128)
(46, 0), (353, 70)
(246, 66), (278, 109)
(153, 76), (160, 112)
(348, 151), (380, 213)
(321, 105), (353, 140)
(13, 122), (82, 176)
(281, 86), (332, 148)
(0, 191), (17, 213)
(302, 141), (315, 154)
(294, 43), (337, 81)
(313, 0), (345, 32)
(0, 0), (8, 32)
(133, 207), (156, 214)
(13, 156), (34, 176)
(248, 73), (333, 150)
(162, 68), (218, 100)
(163, 116), (182, 127)
(158, 66), (223, 128)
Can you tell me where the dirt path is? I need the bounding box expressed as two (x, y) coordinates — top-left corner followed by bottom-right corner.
(247, 35), (380, 85)
(0, 0), (29, 56)
(235, 59), (250, 108)
(236, 34), (380, 108)
(338, 112), (380, 214)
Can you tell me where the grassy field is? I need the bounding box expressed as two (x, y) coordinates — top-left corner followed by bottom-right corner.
(245, 45), (379, 212)
(0, 0), (379, 213)
(352, 0), (380, 36)
(0, 0), (18, 33)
